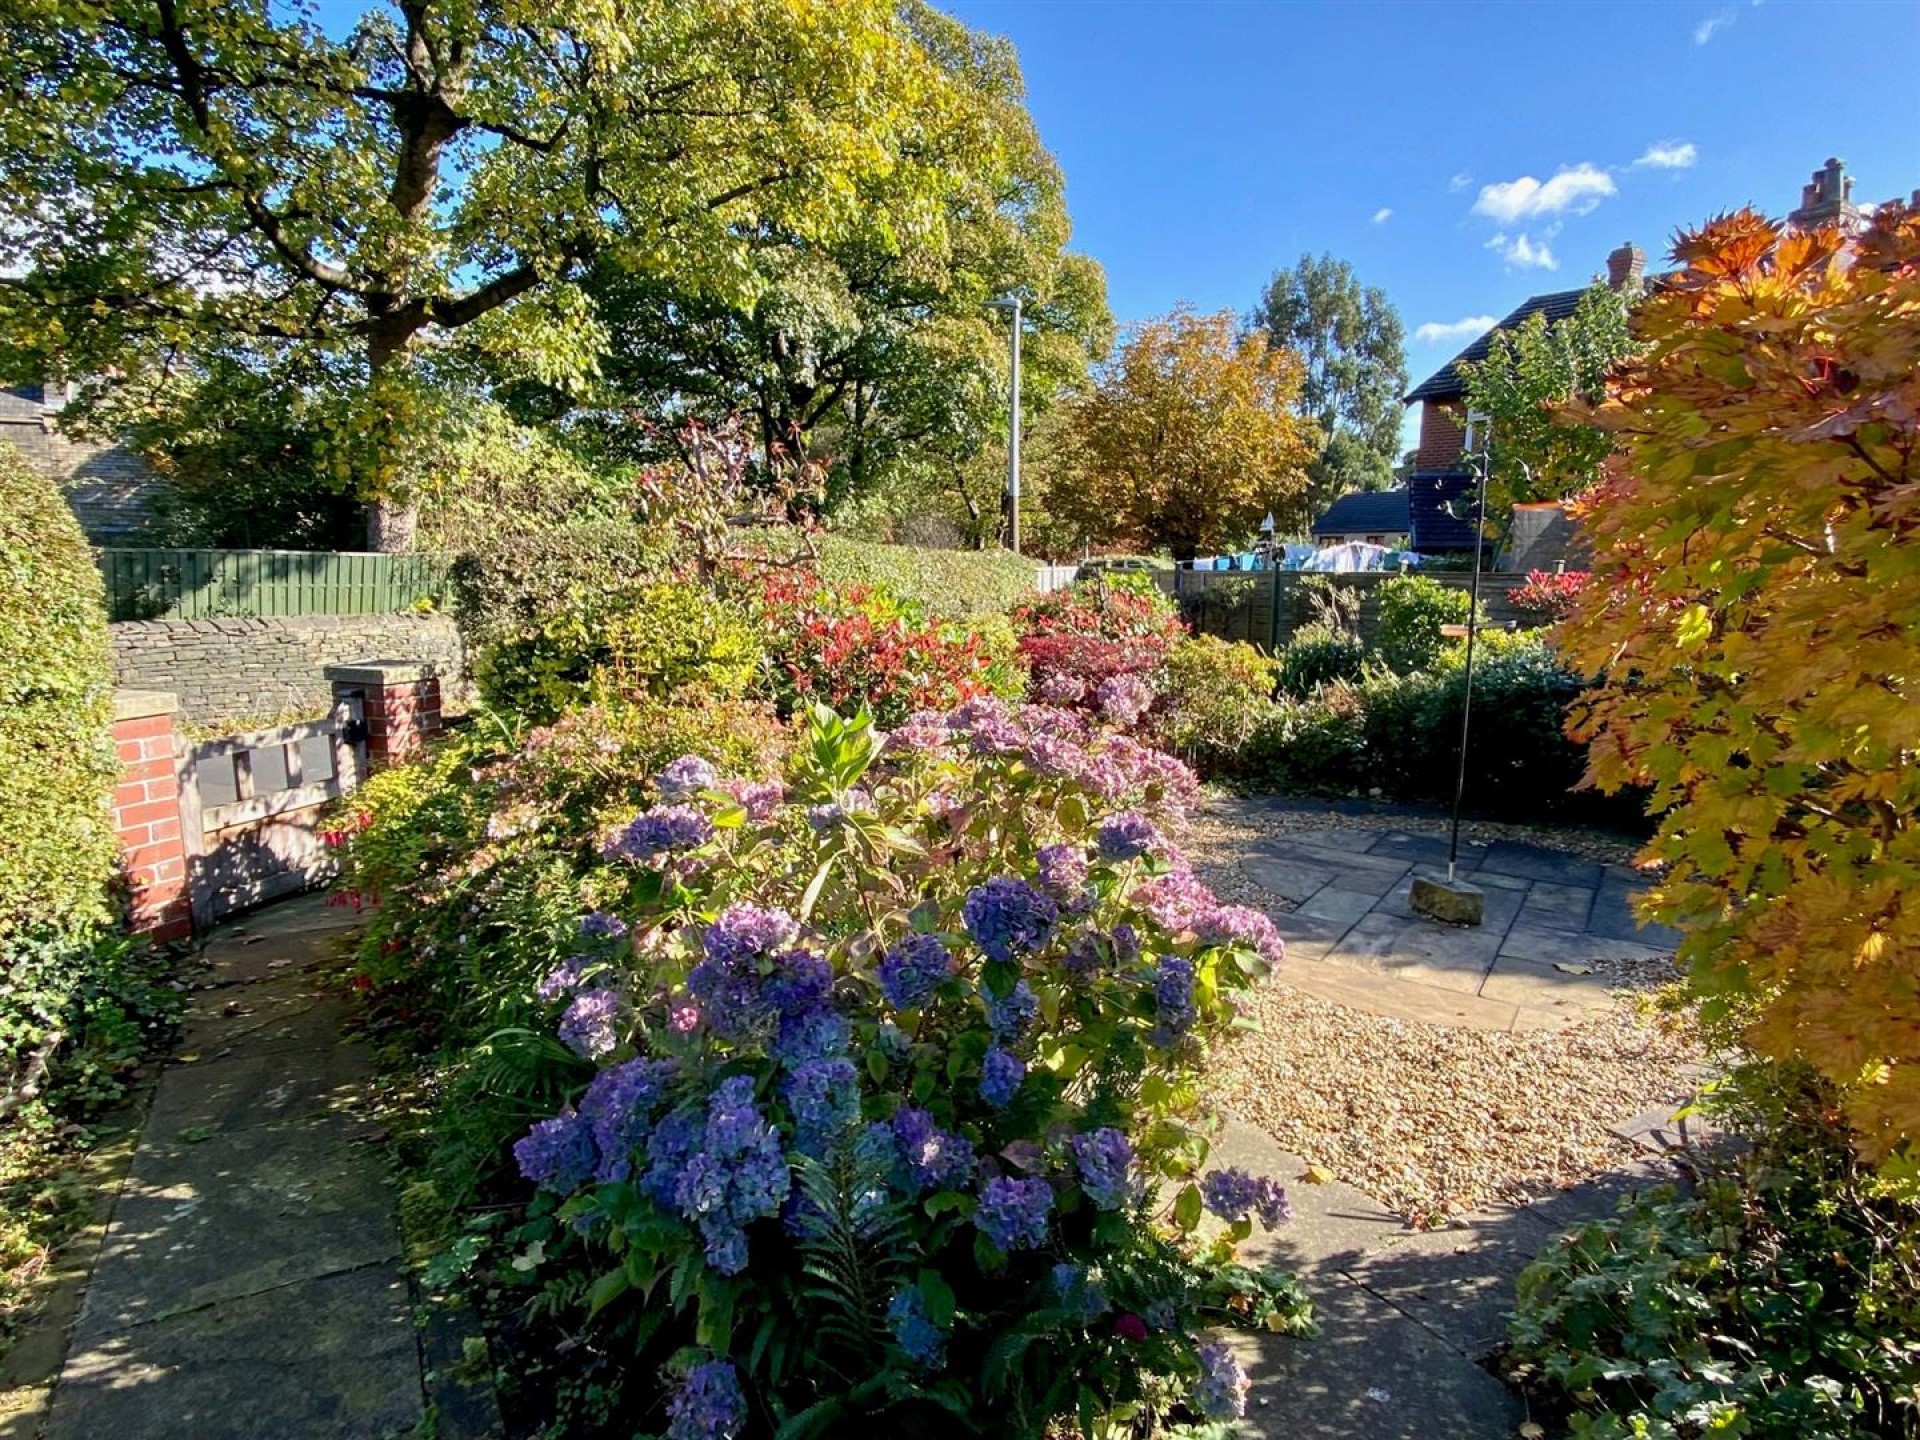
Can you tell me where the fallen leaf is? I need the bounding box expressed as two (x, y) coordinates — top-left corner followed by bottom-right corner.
(1301, 1163), (1335, 1184)
(1552, 962), (1595, 975)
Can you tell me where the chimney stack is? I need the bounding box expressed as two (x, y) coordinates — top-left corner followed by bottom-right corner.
(1606, 242), (1645, 290)
(1788, 157), (1866, 233)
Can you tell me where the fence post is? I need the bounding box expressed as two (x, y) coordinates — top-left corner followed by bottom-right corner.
(111, 689), (194, 942)
(325, 659), (444, 769)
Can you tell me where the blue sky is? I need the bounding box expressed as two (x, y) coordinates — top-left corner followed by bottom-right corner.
(946, 0), (1920, 407)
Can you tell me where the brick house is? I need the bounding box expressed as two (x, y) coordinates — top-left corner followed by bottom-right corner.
(1, 381), (161, 542)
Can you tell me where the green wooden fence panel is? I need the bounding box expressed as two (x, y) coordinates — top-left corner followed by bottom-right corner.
(95, 548), (449, 621)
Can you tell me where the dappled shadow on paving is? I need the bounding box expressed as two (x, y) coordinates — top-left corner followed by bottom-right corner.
(40, 894), (497, 1440)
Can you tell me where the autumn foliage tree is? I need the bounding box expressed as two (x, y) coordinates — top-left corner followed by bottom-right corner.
(1049, 308), (1316, 560)
(1559, 204), (1920, 1167)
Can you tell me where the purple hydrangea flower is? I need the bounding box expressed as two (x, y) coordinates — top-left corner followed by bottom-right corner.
(657, 754), (718, 802)
(690, 908), (807, 1044)
(1112, 922), (1141, 967)
(1024, 733), (1090, 779)
(558, 987), (624, 1058)
(887, 1107), (975, 1191)
(983, 979), (1038, 1040)
(980, 1046), (1025, 1109)
(1095, 672), (1155, 727)
(806, 788), (871, 831)
(535, 955), (592, 1002)
(606, 804), (713, 864)
(721, 778), (785, 823)
(782, 1058), (860, 1157)
(878, 933), (954, 1011)
(514, 1109), (595, 1194)
(947, 696), (1026, 754)
(666, 1357), (746, 1440)
(887, 1286), (946, 1369)
(882, 711), (952, 755)
(1200, 1167), (1293, 1228)
(1034, 843), (1090, 909)
(1150, 955), (1197, 1048)
(1195, 903), (1287, 968)
(640, 1108), (702, 1209)
(1070, 1128), (1136, 1211)
(703, 905), (801, 965)
(1195, 1341), (1251, 1419)
(1136, 869), (1217, 932)
(975, 1175), (1053, 1251)
(579, 910), (628, 940)
(1097, 811), (1161, 862)
(1036, 672), (1086, 705)
(963, 878), (1058, 962)
(579, 1057), (675, 1182)
(763, 950), (833, 1018)
(1062, 932), (1105, 979)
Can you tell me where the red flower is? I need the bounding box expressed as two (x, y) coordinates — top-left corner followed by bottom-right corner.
(1114, 1313), (1149, 1341)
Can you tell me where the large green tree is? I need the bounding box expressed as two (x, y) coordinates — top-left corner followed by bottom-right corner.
(1047, 308), (1317, 561)
(546, 1), (1111, 522)
(1252, 253), (1408, 524)
(0, 0), (986, 549)
(1458, 280), (1638, 510)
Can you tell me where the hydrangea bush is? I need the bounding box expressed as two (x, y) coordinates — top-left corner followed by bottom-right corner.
(504, 701), (1307, 1436)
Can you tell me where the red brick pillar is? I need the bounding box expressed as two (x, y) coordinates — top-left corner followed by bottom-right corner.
(112, 689), (193, 942)
(325, 659), (444, 769)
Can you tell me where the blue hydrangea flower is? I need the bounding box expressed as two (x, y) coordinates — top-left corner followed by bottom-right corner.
(1200, 1167), (1293, 1228)
(657, 754), (718, 802)
(579, 910), (628, 940)
(703, 905), (801, 965)
(1062, 932), (1105, 980)
(1050, 1262), (1111, 1324)
(975, 1175), (1053, 1251)
(1112, 923), (1141, 967)
(782, 1058), (859, 1157)
(763, 950), (833, 1017)
(1149, 955), (1196, 1047)
(672, 1076), (790, 1274)
(769, 1007), (849, 1068)
(982, 978), (1038, 1040)
(1070, 1128), (1136, 1211)
(886, 1286), (947, 1370)
(666, 1357), (746, 1440)
(888, 1107), (975, 1192)
(513, 1109), (595, 1194)
(1194, 1340), (1250, 1419)
(963, 878), (1058, 962)
(877, 933), (954, 1011)
(640, 1108), (702, 1209)
(688, 908), (806, 1045)
(579, 1057), (674, 1182)
(606, 805), (713, 864)
(558, 987), (624, 1058)
(1096, 811), (1161, 861)
(980, 1046), (1025, 1109)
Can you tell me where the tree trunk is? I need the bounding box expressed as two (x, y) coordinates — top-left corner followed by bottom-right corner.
(365, 498), (420, 552)
(363, 321), (420, 552)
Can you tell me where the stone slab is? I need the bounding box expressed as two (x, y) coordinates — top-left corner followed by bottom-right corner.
(1265, 911), (1357, 962)
(1279, 964), (1524, 1033)
(1363, 831), (1481, 871)
(1236, 1278), (1524, 1439)
(1476, 840), (1603, 888)
(176, 979), (354, 1059)
(1588, 880), (1682, 948)
(142, 1038), (375, 1137)
(1240, 856), (1346, 906)
(1479, 955), (1617, 1016)
(1515, 880), (1597, 932)
(46, 1263), (421, 1440)
(1497, 926), (1674, 969)
(1295, 886), (1381, 926)
(1326, 911), (1505, 996)
(1257, 838), (1414, 888)
(72, 1114), (399, 1342)
(1342, 1211), (1547, 1360)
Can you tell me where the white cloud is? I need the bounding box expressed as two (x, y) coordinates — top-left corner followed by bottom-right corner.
(1414, 315), (1499, 345)
(1473, 163), (1616, 223)
(1694, 6), (1735, 43)
(1486, 232), (1558, 270)
(1371, 207), (1393, 225)
(1634, 140), (1698, 169)
(1449, 172), (1473, 192)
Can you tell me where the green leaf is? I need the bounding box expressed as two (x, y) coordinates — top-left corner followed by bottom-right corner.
(1173, 1183), (1203, 1233)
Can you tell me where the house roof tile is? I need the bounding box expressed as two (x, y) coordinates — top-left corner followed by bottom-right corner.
(1404, 288), (1587, 403)
(1312, 489), (1410, 536)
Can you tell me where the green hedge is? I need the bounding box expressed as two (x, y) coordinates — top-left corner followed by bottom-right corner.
(817, 535), (1037, 617)
(0, 443), (117, 945)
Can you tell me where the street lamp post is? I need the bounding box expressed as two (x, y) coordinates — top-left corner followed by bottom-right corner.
(987, 296), (1022, 554)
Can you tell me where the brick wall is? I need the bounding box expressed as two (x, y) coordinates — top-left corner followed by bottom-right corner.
(1414, 401), (1466, 471)
(111, 691), (192, 942)
(109, 612), (467, 726)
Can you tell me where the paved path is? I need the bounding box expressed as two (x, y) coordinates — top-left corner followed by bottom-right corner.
(37, 896), (496, 1440)
(1200, 797), (1681, 1032)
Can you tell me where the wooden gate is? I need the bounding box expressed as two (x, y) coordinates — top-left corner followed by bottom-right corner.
(178, 696), (369, 928)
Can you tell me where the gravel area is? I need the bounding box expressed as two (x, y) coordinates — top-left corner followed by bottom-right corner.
(1181, 790), (1703, 1225)
(1208, 976), (1704, 1225)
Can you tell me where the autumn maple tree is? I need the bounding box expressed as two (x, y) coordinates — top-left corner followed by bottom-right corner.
(1558, 203), (1920, 1166)
(1049, 308), (1317, 559)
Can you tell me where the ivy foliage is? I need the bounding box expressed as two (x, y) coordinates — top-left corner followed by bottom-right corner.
(1558, 203), (1920, 1166)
